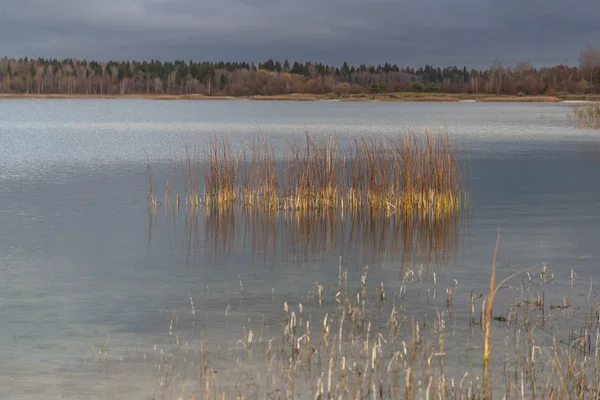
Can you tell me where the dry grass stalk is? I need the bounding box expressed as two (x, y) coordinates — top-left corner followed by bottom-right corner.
(481, 231), (541, 398)
(482, 231), (500, 397)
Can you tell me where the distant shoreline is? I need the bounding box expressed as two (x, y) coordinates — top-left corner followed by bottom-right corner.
(0, 92), (596, 103)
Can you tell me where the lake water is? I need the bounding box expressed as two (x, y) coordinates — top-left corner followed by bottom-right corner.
(0, 99), (599, 399)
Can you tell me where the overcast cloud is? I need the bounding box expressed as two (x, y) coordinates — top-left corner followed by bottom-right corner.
(1, 0), (598, 68)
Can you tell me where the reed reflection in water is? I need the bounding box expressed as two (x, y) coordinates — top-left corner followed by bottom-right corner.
(200, 205), (469, 266)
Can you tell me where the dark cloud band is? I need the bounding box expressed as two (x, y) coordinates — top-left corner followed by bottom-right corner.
(0, 0), (598, 67)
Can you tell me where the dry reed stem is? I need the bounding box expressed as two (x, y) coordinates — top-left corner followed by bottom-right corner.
(482, 230), (500, 398)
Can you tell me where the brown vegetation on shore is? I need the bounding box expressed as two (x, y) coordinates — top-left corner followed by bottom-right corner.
(0, 92), (566, 102)
(478, 95), (560, 102)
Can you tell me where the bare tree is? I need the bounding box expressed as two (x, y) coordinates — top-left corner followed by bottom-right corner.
(490, 59), (503, 94)
(579, 45), (600, 86)
(516, 61), (533, 73)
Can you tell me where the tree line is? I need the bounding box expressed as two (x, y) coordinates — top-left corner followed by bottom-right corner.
(1, 46), (599, 97)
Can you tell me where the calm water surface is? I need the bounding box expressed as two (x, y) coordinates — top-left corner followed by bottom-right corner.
(0, 99), (599, 398)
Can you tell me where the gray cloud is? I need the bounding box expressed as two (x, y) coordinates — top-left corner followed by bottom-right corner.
(1, 0), (598, 67)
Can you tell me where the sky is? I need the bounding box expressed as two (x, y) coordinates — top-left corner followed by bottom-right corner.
(0, 0), (599, 68)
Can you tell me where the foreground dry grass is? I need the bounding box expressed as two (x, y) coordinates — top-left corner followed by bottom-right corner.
(0, 92), (564, 102)
(135, 250), (599, 400)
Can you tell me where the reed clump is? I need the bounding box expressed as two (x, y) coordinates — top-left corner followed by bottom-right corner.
(573, 103), (600, 128)
(201, 129), (466, 219)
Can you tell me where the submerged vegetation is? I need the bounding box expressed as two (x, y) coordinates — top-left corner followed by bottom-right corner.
(573, 103), (600, 128)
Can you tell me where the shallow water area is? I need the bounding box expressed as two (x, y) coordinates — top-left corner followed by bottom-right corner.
(0, 99), (599, 398)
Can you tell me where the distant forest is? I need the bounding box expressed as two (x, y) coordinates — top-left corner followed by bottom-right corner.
(1, 46), (599, 96)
